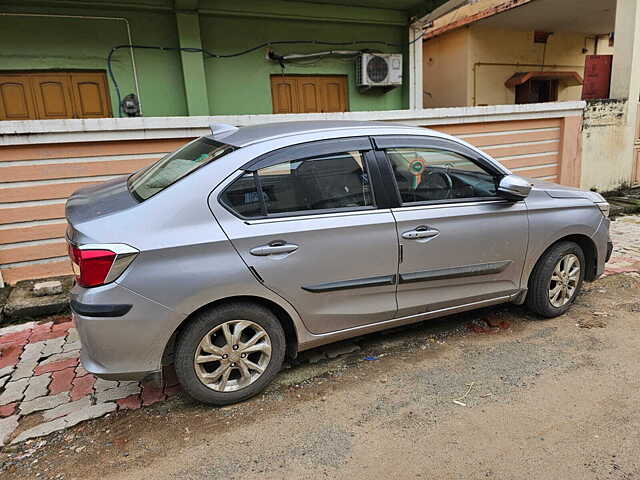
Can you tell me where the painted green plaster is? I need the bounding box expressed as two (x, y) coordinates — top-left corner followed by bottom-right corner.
(0, 7), (188, 117)
(1, 0), (412, 117)
(176, 11), (210, 115)
(201, 14), (407, 114)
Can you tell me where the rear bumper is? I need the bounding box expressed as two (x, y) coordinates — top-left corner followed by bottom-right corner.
(71, 282), (185, 382)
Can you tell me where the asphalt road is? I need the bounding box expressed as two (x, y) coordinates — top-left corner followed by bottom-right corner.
(2, 272), (640, 480)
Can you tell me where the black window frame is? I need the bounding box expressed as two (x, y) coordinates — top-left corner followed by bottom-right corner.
(219, 137), (382, 221)
(371, 135), (507, 208)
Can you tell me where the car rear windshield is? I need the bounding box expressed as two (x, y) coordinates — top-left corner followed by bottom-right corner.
(128, 137), (235, 201)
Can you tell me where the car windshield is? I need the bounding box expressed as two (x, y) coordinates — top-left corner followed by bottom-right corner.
(128, 137), (235, 201)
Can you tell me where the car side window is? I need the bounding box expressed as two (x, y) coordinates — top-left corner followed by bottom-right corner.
(385, 147), (498, 205)
(221, 151), (373, 218)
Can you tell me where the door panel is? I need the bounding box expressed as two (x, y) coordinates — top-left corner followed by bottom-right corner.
(31, 75), (74, 119)
(70, 73), (110, 118)
(271, 76), (297, 114)
(321, 78), (347, 112)
(212, 144), (397, 334)
(393, 201), (528, 317)
(216, 212), (399, 334)
(298, 79), (321, 113)
(0, 77), (36, 120)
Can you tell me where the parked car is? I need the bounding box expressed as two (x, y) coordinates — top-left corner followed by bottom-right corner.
(66, 121), (612, 405)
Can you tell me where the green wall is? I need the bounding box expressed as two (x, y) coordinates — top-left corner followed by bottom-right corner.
(200, 14), (406, 114)
(0, 8), (187, 117)
(0, 1), (409, 117)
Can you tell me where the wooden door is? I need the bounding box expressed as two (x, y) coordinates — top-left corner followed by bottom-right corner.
(271, 75), (348, 114)
(30, 74), (75, 119)
(70, 73), (111, 118)
(0, 76), (37, 121)
(582, 55), (613, 100)
(0, 71), (111, 120)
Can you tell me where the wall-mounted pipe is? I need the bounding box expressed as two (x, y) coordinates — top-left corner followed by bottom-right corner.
(472, 61), (585, 106)
(0, 12), (142, 115)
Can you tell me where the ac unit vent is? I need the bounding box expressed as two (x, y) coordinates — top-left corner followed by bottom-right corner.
(356, 53), (402, 88)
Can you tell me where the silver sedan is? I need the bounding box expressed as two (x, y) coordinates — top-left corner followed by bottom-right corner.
(66, 121), (612, 405)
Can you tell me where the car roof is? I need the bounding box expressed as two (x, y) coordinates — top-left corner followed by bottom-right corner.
(205, 120), (445, 147)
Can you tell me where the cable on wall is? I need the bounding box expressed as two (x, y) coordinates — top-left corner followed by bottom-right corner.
(107, 34), (425, 116)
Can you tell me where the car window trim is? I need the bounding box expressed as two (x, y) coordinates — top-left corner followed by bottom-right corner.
(244, 207), (392, 225)
(372, 135), (507, 177)
(372, 136), (505, 208)
(391, 199), (509, 212)
(240, 136), (374, 171)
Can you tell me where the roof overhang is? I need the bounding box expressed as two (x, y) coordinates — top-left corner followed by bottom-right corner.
(505, 71), (584, 88)
(421, 0), (617, 39)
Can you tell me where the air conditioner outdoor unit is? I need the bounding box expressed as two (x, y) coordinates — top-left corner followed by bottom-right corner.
(355, 53), (403, 88)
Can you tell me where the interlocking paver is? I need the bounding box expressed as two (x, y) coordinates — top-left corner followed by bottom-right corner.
(0, 343), (23, 369)
(0, 402), (17, 418)
(19, 392), (70, 416)
(0, 378), (29, 405)
(0, 365), (15, 379)
(0, 374), (10, 390)
(40, 337), (65, 357)
(96, 382), (141, 403)
(66, 327), (80, 344)
(23, 373), (52, 401)
(62, 340), (81, 353)
(70, 374), (95, 401)
(11, 341), (46, 380)
(63, 402), (117, 427)
(0, 415), (19, 446)
(49, 367), (76, 395)
(94, 377), (119, 393)
(11, 417), (67, 444)
(116, 394), (142, 410)
(42, 396), (91, 421)
(37, 350), (79, 368)
(0, 322), (35, 337)
(33, 356), (78, 376)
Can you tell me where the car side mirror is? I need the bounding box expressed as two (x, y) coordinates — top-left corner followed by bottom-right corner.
(497, 174), (532, 201)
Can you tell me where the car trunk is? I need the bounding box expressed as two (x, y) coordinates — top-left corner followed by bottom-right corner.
(65, 176), (139, 243)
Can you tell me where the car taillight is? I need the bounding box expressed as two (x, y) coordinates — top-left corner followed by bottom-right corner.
(67, 244), (138, 288)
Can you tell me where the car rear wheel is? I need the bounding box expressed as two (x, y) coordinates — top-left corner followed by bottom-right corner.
(526, 241), (585, 318)
(175, 303), (286, 405)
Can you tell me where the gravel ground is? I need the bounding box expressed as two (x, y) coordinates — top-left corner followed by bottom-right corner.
(1, 272), (639, 480)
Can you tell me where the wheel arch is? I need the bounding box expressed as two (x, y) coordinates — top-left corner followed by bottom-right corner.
(526, 233), (599, 286)
(162, 295), (299, 367)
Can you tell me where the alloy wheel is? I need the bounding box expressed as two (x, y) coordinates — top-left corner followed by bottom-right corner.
(193, 320), (272, 392)
(548, 253), (581, 308)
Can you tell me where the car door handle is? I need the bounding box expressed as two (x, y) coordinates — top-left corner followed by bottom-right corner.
(250, 242), (299, 256)
(401, 227), (440, 240)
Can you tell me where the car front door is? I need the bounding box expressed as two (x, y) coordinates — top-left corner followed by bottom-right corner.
(373, 135), (529, 318)
(210, 137), (399, 335)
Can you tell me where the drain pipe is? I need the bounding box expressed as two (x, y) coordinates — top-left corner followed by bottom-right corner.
(0, 12), (143, 115)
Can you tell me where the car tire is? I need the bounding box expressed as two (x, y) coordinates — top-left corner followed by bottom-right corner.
(174, 302), (286, 406)
(526, 241), (585, 318)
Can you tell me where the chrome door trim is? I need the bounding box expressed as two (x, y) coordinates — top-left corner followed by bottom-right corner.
(245, 208), (393, 225)
(392, 199), (509, 213)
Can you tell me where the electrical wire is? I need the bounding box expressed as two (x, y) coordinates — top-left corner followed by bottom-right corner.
(108, 33), (425, 116)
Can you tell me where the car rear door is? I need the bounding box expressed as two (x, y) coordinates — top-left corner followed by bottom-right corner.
(372, 135), (529, 318)
(209, 137), (399, 335)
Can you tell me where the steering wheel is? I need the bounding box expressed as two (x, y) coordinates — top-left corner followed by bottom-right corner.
(422, 169), (454, 200)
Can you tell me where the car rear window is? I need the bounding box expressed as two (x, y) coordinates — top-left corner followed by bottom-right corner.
(128, 137), (235, 201)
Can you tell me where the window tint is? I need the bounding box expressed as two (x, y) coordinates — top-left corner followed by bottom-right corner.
(386, 148), (497, 204)
(128, 138), (235, 201)
(222, 151), (373, 218)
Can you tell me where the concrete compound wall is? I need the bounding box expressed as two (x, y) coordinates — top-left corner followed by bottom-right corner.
(0, 102), (585, 285)
(581, 99), (638, 191)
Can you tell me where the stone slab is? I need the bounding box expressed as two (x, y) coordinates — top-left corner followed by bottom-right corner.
(42, 396), (91, 421)
(19, 391), (70, 416)
(3, 278), (72, 321)
(33, 280), (63, 297)
(0, 415), (19, 446)
(23, 373), (51, 402)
